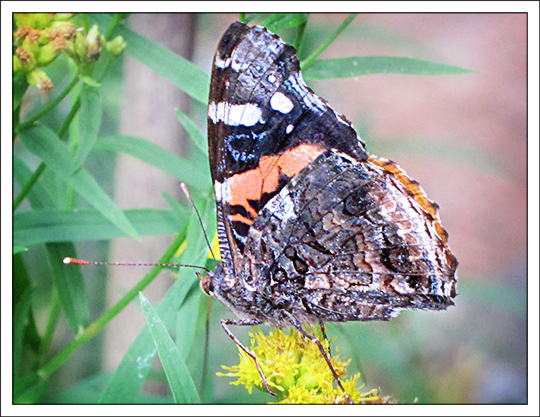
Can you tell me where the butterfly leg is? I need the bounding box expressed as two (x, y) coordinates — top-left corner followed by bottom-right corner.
(221, 319), (278, 397)
(288, 316), (354, 404)
(318, 321), (332, 357)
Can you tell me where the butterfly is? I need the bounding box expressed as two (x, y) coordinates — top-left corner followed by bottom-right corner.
(200, 21), (458, 402)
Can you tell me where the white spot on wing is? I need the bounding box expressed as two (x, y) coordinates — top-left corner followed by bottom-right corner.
(213, 179), (231, 204)
(287, 72), (326, 112)
(208, 102), (262, 127)
(270, 92), (294, 114)
(286, 124), (294, 134)
(214, 180), (222, 202)
(214, 55), (231, 69)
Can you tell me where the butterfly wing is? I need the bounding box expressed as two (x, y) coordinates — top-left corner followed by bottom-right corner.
(207, 22), (457, 325)
(208, 22), (366, 273)
(244, 150), (458, 323)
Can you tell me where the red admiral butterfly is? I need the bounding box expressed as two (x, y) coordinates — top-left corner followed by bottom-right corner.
(202, 21), (458, 402)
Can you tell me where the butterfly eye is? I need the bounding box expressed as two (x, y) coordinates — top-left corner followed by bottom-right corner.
(198, 271), (214, 295)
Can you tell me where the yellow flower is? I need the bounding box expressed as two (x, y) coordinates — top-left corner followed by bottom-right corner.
(218, 326), (392, 404)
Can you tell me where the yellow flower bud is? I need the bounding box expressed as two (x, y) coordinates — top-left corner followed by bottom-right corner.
(13, 54), (23, 73)
(106, 35), (127, 57)
(50, 13), (75, 22)
(14, 13), (54, 30)
(14, 13), (34, 28)
(13, 25), (32, 44)
(74, 32), (87, 59)
(50, 21), (76, 40)
(64, 39), (77, 61)
(85, 25), (103, 61)
(15, 47), (36, 72)
(26, 68), (53, 91)
(31, 13), (54, 29)
(86, 24), (100, 46)
(36, 37), (66, 67)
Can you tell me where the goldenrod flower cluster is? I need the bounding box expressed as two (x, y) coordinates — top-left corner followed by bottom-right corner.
(218, 326), (391, 404)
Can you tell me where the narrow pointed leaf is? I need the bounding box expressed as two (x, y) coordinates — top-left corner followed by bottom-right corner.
(19, 125), (140, 240)
(262, 13), (309, 32)
(14, 208), (184, 247)
(91, 14), (209, 104)
(303, 56), (474, 79)
(72, 85), (101, 172)
(100, 193), (215, 403)
(95, 134), (210, 191)
(139, 293), (200, 404)
(13, 246), (28, 255)
(13, 285), (34, 381)
(46, 242), (89, 333)
(174, 109), (207, 156)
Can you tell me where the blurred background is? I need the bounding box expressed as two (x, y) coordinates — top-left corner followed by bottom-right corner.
(22, 13), (527, 404)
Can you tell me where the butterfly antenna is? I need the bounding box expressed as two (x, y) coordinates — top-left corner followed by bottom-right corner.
(180, 183), (217, 266)
(63, 257), (209, 272)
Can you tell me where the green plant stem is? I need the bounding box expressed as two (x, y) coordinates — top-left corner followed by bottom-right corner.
(38, 232), (186, 379)
(301, 13), (358, 69)
(105, 13), (123, 39)
(59, 96), (82, 140)
(13, 162), (46, 211)
(17, 76), (79, 133)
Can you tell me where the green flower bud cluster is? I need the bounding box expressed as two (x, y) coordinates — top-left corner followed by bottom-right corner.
(13, 13), (77, 91)
(13, 13), (126, 91)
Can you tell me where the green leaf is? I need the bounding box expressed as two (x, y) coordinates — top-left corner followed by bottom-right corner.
(13, 254), (41, 354)
(13, 154), (55, 209)
(46, 242), (89, 333)
(174, 109), (207, 156)
(244, 13), (271, 24)
(100, 192), (215, 404)
(13, 285), (34, 381)
(72, 85), (101, 172)
(303, 56), (474, 79)
(176, 288), (202, 362)
(162, 192), (189, 223)
(19, 124), (140, 240)
(95, 134), (211, 191)
(13, 246), (28, 255)
(14, 208), (185, 247)
(91, 14), (209, 104)
(42, 373), (110, 404)
(139, 293), (200, 404)
(262, 13), (309, 32)
(300, 14), (357, 69)
(13, 72), (29, 114)
(13, 372), (48, 404)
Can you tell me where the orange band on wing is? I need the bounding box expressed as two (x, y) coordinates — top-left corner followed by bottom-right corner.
(227, 143), (325, 219)
(368, 155), (448, 244)
(229, 212), (254, 225)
